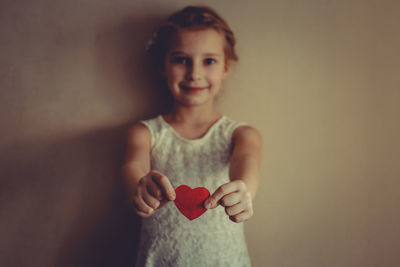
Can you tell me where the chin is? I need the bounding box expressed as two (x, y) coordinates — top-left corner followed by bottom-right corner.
(179, 97), (210, 106)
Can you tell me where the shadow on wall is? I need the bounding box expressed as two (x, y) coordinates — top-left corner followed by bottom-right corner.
(0, 126), (140, 267)
(94, 10), (174, 119)
(0, 10), (174, 267)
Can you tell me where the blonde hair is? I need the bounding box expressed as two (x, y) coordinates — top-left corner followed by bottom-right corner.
(146, 5), (239, 72)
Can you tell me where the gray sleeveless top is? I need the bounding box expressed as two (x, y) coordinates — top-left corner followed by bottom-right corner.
(135, 114), (251, 267)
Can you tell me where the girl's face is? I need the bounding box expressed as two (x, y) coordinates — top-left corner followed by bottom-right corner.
(163, 28), (229, 107)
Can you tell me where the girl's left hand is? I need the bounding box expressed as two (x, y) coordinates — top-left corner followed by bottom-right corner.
(204, 180), (253, 223)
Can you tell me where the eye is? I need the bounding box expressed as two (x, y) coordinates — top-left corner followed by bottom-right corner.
(171, 57), (188, 64)
(205, 58), (216, 65)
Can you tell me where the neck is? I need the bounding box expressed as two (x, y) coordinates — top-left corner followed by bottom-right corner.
(166, 101), (221, 124)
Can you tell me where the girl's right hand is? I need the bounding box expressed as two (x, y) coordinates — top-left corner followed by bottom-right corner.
(132, 170), (176, 217)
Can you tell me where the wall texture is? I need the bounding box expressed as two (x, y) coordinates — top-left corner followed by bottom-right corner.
(1, 0), (399, 266)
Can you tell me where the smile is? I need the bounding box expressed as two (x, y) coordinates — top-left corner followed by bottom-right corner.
(181, 85), (208, 93)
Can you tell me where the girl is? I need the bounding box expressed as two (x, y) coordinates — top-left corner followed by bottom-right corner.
(122, 5), (262, 267)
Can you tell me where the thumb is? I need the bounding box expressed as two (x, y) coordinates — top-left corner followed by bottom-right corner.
(204, 182), (235, 209)
(204, 196), (218, 209)
(204, 189), (225, 209)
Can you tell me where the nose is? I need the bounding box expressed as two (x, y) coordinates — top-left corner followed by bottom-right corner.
(186, 61), (204, 81)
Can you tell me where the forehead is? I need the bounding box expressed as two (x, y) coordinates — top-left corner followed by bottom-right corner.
(167, 28), (225, 55)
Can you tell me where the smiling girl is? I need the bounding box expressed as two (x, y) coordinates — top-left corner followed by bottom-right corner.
(122, 5), (262, 266)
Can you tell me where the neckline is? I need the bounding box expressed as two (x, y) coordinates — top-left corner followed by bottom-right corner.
(158, 114), (226, 143)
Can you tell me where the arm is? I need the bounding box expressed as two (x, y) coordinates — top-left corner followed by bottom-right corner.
(122, 123), (175, 217)
(229, 125), (262, 199)
(122, 123), (151, 200)
(204, 125), (262, 222)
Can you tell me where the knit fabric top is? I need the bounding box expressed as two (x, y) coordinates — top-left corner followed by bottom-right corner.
(135, 114), (251, 267)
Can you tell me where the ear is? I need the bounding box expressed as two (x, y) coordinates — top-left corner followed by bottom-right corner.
(222, 60), (231, 80)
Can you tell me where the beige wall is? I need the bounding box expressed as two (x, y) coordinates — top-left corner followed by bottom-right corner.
(1, 0), (399, 266)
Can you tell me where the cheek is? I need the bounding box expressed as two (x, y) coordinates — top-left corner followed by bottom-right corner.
(169, 67), (185, 80)
(209, 71), (225, 83)
(211, 65), (226, 77)
(165, 68), (179, 82)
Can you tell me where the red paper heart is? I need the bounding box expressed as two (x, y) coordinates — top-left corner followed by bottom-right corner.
(174, 185), (210, 221)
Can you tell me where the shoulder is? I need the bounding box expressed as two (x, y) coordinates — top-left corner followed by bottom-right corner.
(125, 123), (151, 148)
(232, 125), (262, 146)
(230, 125), (262, 162)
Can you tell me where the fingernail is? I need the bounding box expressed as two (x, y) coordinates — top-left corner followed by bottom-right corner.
(205, 201), (211, 209)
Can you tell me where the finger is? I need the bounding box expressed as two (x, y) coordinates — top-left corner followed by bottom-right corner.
(146, 180), (163, 200)
(133, 206), (154, 218)
(225, 194), (253, 216)
(142, 190), (161, 210)
(225, 201), (245, 216)
(220, 192), (242, 207)
(205, 182), (237, 209)
(229, 209), (253, 223)
(151, 171), (176, 201)
(132, 194), (154, 215)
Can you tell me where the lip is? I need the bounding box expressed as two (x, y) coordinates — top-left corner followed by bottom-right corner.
(181, 85), (208, 93)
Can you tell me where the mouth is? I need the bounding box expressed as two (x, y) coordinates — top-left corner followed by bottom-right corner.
(180, 85), (208, 93)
